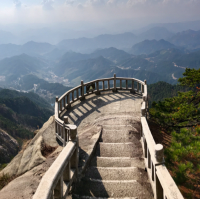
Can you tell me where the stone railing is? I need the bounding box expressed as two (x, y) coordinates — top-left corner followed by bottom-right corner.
(141, 85), (184, 199)
(33, 74), (184, 199)
(33, 131), (78, 199)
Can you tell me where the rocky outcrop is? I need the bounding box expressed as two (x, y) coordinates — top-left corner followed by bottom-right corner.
(0, 129), (19, 164)
(0, 116), (58, 177)
(0, 122), (102, 199)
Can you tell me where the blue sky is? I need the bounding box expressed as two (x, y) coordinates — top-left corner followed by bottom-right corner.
(0, 0), (200, 32)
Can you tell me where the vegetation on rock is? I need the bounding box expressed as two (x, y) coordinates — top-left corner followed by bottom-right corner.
(149, 68), (200, 198)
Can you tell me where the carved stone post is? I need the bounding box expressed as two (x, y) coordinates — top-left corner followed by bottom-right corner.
(54, 176), (63, 199)
(80, 80), (85, 101)
(155, 144), (164, 163)
(96, 81), (100, 95)
(68, 125), (79, 179)
(113, 73), (117, 92)
(67, 94), (71, 108)
(130, 80), (135, 94)
(63, 116), (69, 146)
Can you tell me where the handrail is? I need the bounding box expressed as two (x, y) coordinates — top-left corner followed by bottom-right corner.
(33, 135), (78, 199)
(140, 89), (184, 199)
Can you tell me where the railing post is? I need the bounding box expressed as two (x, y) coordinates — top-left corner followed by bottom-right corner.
(54, 176), (63, 199)
(103, 81), (105, 90)
(130, 79), (135, 94)
(113, 73), (117, 92)
(96, 81), (100, 95)
(126, 80), (128, 90)
(63, 96), (66, 108)
(72, 91), (74, 102)
(155, 144), (164, 163)
(63, 161), (71, 182)
(67, 93), (71, 108)
(80, 80), (85, 101)
(76, 89), (79, 99)
(137, 82), (139, 92)
(63, 116), (69, 146)
(68, 125), (79, 179)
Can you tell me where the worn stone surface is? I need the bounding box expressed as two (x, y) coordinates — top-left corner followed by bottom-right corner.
(67, 91), (153, 199)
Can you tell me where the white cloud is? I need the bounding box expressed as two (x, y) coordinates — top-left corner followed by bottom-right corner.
(65, 0), (75, 5)
(13, 0), (22, 8)
(42, 0), (54, 10)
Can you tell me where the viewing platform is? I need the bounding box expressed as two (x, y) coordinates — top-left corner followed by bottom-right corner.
(33, 74), (184, 199)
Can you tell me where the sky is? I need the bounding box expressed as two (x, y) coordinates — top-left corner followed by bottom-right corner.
(0, 0), (200, 40)
(1, 0), (200, 26)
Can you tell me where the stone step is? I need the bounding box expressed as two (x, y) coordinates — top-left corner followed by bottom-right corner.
(90, 157), (132, 167)
(97, 118), (138, 126)
(90, 157), (145, 168)
(70, 195), (139, 199)
(84, 166), (148, 181)
(101, 125), (135, 131)
(96, 143), (143, 157)
(101, 130), (140, 143)
(73, 179), (153, 198)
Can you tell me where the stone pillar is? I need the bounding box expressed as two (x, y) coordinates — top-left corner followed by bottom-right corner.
(54, 176), (63, 199)
(76, 89), (79, 99)
(130, 80), (135, 94)
(63, 162), (71, 182)
(96, 81), (100, 95)
(126, 80), (128, 90)
(120, 79), (122, 89)
(60, 99), (62, 112)
(141, 107), (146, 117)
(156, 174), (163, 199)
(67, 94), (71, 108)
(68, 125), (79, 178)
(155, 144), (164, 163)
(63, 116), (69, 146)
(72, 91), (74, 101)
(113, 73), (117, 92)
(80, 80), (85, 101)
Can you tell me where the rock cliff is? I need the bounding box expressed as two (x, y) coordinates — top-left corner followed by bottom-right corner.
(0, 129), (19, 164)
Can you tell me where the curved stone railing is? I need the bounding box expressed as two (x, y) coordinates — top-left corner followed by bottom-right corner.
(34, 74), (184, 199)
(55, 74), (145, 146)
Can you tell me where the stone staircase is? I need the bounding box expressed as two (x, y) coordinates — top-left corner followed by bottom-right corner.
(71, 118), (154, 199)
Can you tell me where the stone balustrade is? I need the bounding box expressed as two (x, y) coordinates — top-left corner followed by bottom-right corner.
(33, 127), (78, 199)
(141, 85), (184, 199)
(33, 74), (184, 199)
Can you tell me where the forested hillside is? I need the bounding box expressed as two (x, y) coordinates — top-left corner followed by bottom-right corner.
(149, 68), (200, 198)
(0, 89), (53, 151)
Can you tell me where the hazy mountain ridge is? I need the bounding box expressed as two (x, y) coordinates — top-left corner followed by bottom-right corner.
(168, 29), (200, 49)
(130, 39), (176, 55)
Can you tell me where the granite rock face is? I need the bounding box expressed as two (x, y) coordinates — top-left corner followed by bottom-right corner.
(0, 129), (19, 164)
(0, 116), (58, 176)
